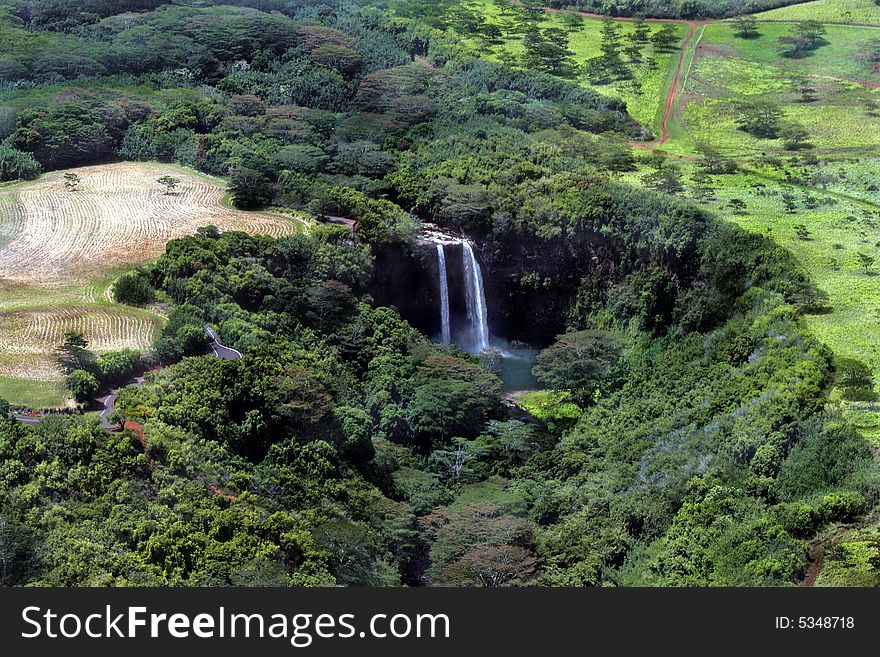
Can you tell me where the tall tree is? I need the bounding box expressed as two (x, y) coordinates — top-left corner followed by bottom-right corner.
(651, 24), (680, 52)
(779, 21), (827, 58)
(522, 27), (577, 78)
(641, 160), (685, 196)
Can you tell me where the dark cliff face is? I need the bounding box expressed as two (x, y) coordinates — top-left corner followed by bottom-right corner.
(370, 243), (440, 337)
(370, 241), (473, 342)
(370, 240), (570, 349)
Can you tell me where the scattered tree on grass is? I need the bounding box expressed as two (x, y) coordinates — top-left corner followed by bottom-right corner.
(641, 159), (684, 196)
(779, 21), (827, 58)
(857, 252), (875, 274)
(696, 145), (736, 174)
(732, 15), (759, 39)
(522, 27), (578, 78)
(782, 191), (798, 213)
(63, 172), (80, 192)
(632, 18), (651, 44)
(836, 357), (875, 400)
(157, 175), (180, 195)
(651, 24), (679, 52)
(794, 224), (811, 240)
(780, 122), (813, 151)
(802, 194), (820, 209)
(867, 39), (880, 64)
(560, 11), (584, 33)
(598, 16), (627, 76)
(736, 100), (783, 138)
(789, 285), (829, 315)
(690, 170), (716, 203)
(797, 21), (828, 47)
(622, 20), (652, 65)
(728, 198), (747, 214)
(794, 77), (817, 103)
(586, 17), (631, 83)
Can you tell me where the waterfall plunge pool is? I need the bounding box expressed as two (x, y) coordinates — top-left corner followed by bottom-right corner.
(429, 337), (541, 392)
(488, 343), (541, 393)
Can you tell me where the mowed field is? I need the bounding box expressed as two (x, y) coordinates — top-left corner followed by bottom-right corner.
(0, 162), (302, 405)
(661, 8), (880, 443)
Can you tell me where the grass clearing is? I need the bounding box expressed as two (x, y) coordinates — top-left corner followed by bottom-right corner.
(756, 0), (880, 26)
(0, 162), (305, 403)
(0, 377), (66, 407)
(672, 21), (880, 156)
(704, 165), (880, 366)
(459, 0), (687, 134)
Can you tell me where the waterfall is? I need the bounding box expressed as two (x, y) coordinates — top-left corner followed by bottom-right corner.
(436, 243), (451, 344)
(462, 240), (490, 352)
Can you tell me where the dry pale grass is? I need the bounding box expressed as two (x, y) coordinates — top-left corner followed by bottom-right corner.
(0, 162), (299, 394)
(0, 162), (297, 285)
(0, 304), (164, 383)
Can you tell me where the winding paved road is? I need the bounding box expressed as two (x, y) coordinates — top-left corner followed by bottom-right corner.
(205, 326), (243, 360)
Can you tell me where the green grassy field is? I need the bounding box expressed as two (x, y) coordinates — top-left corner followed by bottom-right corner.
(706, 167), (880, 370)
(670, 21), (880, 156)
(622, 152), (880, 448)
(459, 1), (687, 135)
(668, 7), (880, 426)
(0, 377), (67, 408)
(757, 0), (880, 25)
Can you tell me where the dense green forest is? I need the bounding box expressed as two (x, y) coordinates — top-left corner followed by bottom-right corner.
(1, 0), (877, 587)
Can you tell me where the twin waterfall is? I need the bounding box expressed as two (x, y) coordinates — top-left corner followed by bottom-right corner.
(434, 238), (490, 353)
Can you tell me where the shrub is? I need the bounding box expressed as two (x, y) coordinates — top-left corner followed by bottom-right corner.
(819, 492), (867, 524)
(66, 369), (99, 403)
(775, 416), (872, 500)
(0, 145), (41, 182)
(113, 271), (156, 306)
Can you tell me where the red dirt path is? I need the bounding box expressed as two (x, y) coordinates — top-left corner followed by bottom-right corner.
(799, 556), (823, 587)
(653, 21), (700, 146)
